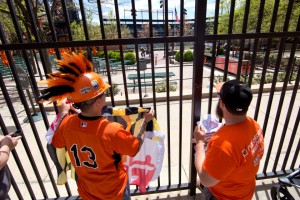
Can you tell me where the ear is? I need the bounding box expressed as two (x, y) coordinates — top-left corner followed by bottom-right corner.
(219, 99), (225, 108)
(97, 94), (105, 103)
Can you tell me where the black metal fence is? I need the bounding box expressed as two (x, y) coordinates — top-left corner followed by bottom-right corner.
(0, 0), (299, 199)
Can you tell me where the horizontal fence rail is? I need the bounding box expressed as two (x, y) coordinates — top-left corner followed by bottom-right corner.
(0, 0), (299, 199)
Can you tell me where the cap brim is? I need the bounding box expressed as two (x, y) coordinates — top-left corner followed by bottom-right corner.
(215, 82), (224, 93)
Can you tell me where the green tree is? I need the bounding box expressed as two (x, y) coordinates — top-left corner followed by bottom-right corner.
(218, 0), (300, 34)
(0, 0), (130, 73)
(104, 9), (131, 39)
(70, 10), (101, 41)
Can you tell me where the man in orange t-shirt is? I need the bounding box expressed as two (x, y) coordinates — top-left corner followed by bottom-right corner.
(194, 80), (264, 200)
(39, 52), (154, 200)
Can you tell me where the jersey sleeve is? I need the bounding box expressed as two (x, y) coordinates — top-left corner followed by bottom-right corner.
(109, 123), (140, 157)
(52, 116), (70, 148)
(203, 144), (236, 180)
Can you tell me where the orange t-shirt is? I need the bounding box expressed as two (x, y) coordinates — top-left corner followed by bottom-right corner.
(52, 114), (140, 200)
(203, 117), (264, 200)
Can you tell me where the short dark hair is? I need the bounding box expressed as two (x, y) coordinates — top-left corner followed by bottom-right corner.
(72, 93), (104, 111)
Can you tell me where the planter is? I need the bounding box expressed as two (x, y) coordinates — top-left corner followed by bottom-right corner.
(205, 53), (251, 75)
(215, 56), (251, 75)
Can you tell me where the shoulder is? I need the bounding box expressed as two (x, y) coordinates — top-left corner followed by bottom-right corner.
(101, 119), (124, 134)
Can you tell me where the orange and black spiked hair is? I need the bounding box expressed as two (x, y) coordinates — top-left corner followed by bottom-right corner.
(38, 52), (110, 105)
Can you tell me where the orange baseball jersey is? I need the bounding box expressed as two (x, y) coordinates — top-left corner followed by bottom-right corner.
(203, 116), (264, 200)
(52, 113), (140, 200)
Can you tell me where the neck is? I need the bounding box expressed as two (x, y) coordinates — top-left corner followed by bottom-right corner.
(224, 115), (247, 125)
(80, 105), (104, 117)
(80, 112), (102, 117)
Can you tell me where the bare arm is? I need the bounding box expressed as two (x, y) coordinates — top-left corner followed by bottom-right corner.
(193, 125), (219, 187)
(0, 134), (21, 170)
(136, 108), (155, 150)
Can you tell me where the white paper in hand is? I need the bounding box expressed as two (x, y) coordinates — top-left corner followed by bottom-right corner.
(197, 114), (222, 133)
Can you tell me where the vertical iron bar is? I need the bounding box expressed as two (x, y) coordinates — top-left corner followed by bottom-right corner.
(0, 114), (28, 200)
(190, 0), (207, 196)
(96, 0), (115, 107)
(0, 75), (36, 199)
(25, 1), (60, 194)
(8, 0), (65, 196)
(6, 0), (50, 129)
(272, 21), (298, 171)
(254, 0), (280, 122)
(60, 0), (74, 41)
(281, 61), (300, 170)
(163, 0), (172, 187)
(179, 0), (186, 187)
(43, 0), (58, 43)
(114, 0), (128, 107)
(43, 0), (61, 60)
(222, 0), (236, 81)
(130, 0), (143, 106)
(147, 0), (160, 187)
(262, 0), (295, 173)
(7, 167), (23, 199)
(208, 0), (220, 113)
(0, 24), (48, 199)
(78, 0), (91, 59)
(236, 0), (251, 79)
(290, 107), (300, 169)
(247, 0), (266, 91)
(78, 0), (89, 41)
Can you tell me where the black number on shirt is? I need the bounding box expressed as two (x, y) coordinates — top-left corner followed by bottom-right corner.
(70, 144), (98, 169)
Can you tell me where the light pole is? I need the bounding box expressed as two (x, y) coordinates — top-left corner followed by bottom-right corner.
(160, 0), (166, 57)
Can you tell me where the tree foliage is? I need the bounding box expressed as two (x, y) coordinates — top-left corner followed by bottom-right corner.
(217, 0), (300, 34)
(138, 23), (157, 38)
(103, 9), (131, 39)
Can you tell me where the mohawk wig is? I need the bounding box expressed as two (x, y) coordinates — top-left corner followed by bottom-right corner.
(38, 52), (94, 105)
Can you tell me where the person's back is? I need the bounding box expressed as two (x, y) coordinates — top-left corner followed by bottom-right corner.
(204, 116), (263, 199)
(39, 52), (154, 200)
(194, 80), (264, 200)
(53, 114), (139, 199)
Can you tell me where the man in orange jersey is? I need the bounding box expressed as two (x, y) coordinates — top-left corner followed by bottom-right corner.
(39, 52), (154, 200)
(194, 80), (264, 200)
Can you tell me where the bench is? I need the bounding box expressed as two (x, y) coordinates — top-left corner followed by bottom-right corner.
(127, 72), (176, 93)
(127, 80), (177, 93)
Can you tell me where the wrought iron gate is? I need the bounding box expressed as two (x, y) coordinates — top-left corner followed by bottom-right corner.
(0, 0), (299, 199)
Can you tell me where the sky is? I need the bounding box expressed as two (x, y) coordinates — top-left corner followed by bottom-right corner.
(80, 0), (216, 23)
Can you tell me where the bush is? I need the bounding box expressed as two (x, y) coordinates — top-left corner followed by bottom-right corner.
(104, 83), (120, 96)
(98, 51), (105, 58)
(110, 51), (120, 61)
(277, 72), (286, 82)
(295, 58), (300, 67)
(214, 76), (230, 84)
(175, 51), (181, 62)
(175, 50), (194, 62)
(184, 50), (194, 61)
(155, 81), (177, 93)
(82, 50), (87, 57)
(217, 47), (224, 55)
(108, 51), (114, 59)
(265, 73), (274, 83)
(255, 53), (264, 66)
(124, 52), (136, 64)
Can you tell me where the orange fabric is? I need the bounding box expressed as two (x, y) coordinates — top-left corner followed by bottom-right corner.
(1, 51), (13, 66)
(52, 114), (140, 200)
(203, 117), (264, 200)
